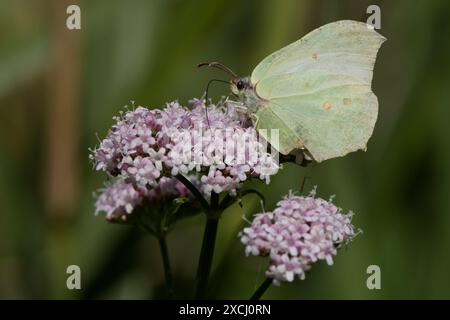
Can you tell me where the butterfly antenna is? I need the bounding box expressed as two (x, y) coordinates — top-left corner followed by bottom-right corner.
(300, 176), (310, 193)
(202, 78), (230, 129)
(204, 99), (211, 128)
(198, 62), (239, 80)
(198, 62), (238, 128)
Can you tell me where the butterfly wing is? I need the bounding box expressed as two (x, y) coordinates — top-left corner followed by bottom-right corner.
(251, 20), (385, 162)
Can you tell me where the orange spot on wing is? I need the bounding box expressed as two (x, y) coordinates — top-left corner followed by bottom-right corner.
(323, 101), (332, 110)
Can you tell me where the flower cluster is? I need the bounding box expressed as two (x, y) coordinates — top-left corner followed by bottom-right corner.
(91, 100), (279, 197)
(240, 191), (356, 285)
(95, 177), (194, 222)
(95, 179), (144, 221)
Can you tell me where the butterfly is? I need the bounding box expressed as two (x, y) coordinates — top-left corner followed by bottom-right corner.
(199, 20), (386, 163)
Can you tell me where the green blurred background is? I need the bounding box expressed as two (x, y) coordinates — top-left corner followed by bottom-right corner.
(1, 0), (450, 299)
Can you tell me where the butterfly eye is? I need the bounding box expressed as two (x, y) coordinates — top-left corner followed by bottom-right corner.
(236, 80), (245, 90)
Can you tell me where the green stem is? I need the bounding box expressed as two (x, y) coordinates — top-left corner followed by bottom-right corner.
(175, 174), (222, 299)
(210, 191), (219, 214)
(250, 278), (272, 300)
(176, 174), (210, 213)
(194, 192), (220, 299)
(158, 236), (174, 299)
(194, 217), (219, 299)
(219, 188), (266, 210)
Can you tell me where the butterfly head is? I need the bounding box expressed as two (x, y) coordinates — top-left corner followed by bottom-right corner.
(230, 77), (252, 95)
(198, 61), (250, 90)
(198, 62), (256, 104)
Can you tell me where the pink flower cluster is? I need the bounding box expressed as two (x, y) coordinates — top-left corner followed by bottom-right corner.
(240, 191), (356, 285)
(90, 100), (279, 197)
(95, 177), (193, 221)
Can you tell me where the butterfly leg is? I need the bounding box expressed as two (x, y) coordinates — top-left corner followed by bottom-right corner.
(226, 100), (247, 112)
(251, 113), (260, 127)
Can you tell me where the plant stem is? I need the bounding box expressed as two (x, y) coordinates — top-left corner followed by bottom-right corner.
(210, 191), (219, 213)
(219, 188), (266, 210)
(250, 278), (272, 300)
(194, 217), (219, 298)
(194, 192), (220, 299)
(175, 174), (223, 299)
(176, 174), (210, 213)
(158, 236), (174, 299)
